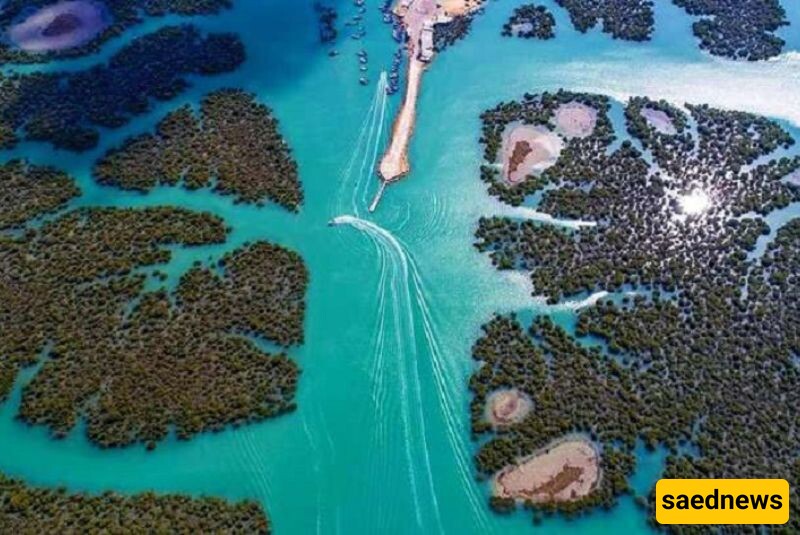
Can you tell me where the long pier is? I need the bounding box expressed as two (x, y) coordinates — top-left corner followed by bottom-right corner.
(372, 0), (438, 211)
(372, 0), (479, 212)
(368, 181), (387, 212)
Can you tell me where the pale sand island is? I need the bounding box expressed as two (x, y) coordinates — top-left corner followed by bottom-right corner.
(8, 0), (110, 53)
(371, 0), (484, 211)
(498, 101), (597, 184)
(493, 437), (601, 504)
(502, 124), (563, 184)
(641, 106), (677, 135)
(553, 101), (597, 139)
(485, 388), (533, 427)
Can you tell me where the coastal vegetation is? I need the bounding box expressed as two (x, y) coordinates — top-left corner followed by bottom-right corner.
(478, 90), (612, 207)
(432, 15), (475, 52)
(0, 0), (233, 64)
(0, 0), (311, 531)
(502, 4), (555, 40)
(470, 92), (800, 527)
(673, 0), (788, 60)
(476, 92), (797, 301)
(0, 160), (79, 229)
(551, 0), (790, 59)
(0, 471), (269, 533)
(0, 163), (308, 449)
(94, 89), (303, 210)
(0, 25), (244, 151)
(554, 0), (653, 41)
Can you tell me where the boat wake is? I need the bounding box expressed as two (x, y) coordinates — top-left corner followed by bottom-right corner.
(331, 215), (493, 533)
(333, 72), (389, 218)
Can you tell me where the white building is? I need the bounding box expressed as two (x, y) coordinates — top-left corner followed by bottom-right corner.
(418, 20), (434, 62)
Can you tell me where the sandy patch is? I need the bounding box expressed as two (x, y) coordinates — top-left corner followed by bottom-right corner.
(485, 388), (532, 427)
(641, 107), (677, 135)
(510, 22), (533, 35)
(8, 1), (110, 53)
(493, 437), (601, 503)
(501, 124), (563, 184)
(553, 101), (597, 139)
(439, 0), (483, 17)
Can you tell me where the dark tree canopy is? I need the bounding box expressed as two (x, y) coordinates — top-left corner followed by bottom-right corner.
(470, 92), (800, 528)
(0, 25), (244, 151)
(0, 163), (307, 450)
(0, 472), (269, 533)
(0, 0), (234, 65)
(95, 89), (303, 210)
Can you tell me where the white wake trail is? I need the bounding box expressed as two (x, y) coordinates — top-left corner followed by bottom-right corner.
(332, 215), (494, 533)
(332, 215), (439, 530)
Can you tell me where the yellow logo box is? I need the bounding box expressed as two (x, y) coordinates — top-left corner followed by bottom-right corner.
(656, 479), (789, 525)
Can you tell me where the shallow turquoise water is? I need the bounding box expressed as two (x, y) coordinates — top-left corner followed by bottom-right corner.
(1, 1), (799, 533)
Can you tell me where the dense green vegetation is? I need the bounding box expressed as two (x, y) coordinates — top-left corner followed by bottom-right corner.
(433, 15), (476, 52)
(554, 0), (653, 41)
(0, 164), (308, 449)
(470, 93), (800, 527)
(0, 160), (79, 229)
(0, 471), (269, 533)
(476, 93), (798, 302)
(673, 0), (788, 60)
(94, 89), (303, 210)
(553, 0), (790, 60)
(0, 25), (244, 151)
(0, 0), (233, 64)
(502, 4), (556, 40)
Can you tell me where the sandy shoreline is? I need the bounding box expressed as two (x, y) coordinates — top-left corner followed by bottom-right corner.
(377, 55), (422, 183)
(8, 0), (110, 53)
(501, 124), (563, 183)
(641, 107), (677, 135)
(493, 437), (601, 504)
(439, 0), (482, 16)
(485, 388), (533, 427)
(553, 101), (597, 139)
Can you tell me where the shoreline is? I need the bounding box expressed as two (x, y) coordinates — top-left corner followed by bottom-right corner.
(492, 436), (602, 504)
(377, 54), (422, 184)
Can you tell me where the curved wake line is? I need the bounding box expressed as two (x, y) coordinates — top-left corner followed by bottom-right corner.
(332, 214), (494, 533)
(333, 72), (389, 218)
(335, 215), (434, 530)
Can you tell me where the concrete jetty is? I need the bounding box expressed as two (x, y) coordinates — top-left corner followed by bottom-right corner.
(372, 0), (481, 212)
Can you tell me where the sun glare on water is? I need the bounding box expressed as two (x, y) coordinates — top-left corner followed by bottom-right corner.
(679, 190), (711, 215)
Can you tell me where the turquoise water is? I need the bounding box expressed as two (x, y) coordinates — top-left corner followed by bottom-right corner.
(1, 1), (799, 533)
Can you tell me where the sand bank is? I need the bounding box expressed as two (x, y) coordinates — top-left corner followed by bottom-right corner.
(485, 388), (532, 427)
(553, 102), (597, 139)
(501, 124), (563, 183)
(641, 107), (677, 135)
(8, 1), (110, 53)
(493, 438), (600, 503)
(439, 0), (482, 16)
